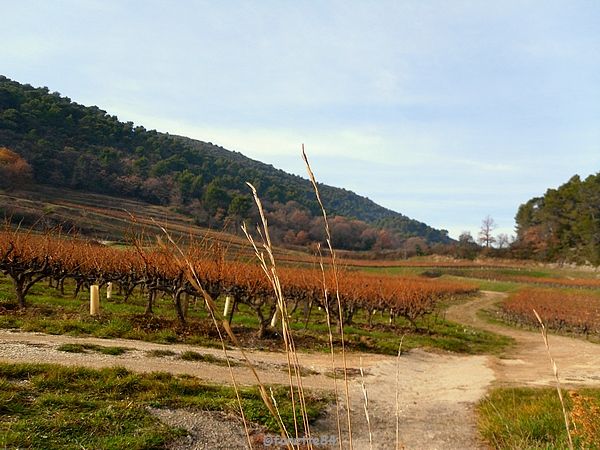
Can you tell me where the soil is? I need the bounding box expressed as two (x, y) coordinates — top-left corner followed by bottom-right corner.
(2, 291), (600, 449)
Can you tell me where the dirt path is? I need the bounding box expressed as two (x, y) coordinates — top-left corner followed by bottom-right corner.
(0, 329), (493, 449)
(311, 350), (492, 449)
(446, 291), (600, 387)
(3, 291), (600, 449)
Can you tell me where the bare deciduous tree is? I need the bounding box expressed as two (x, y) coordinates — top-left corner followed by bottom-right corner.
(496, 233), (510, 249)
(478, 215), (497, 248)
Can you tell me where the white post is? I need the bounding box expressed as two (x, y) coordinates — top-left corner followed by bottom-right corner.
(223, 296), (232, 317)
(106, 282), (113, 299)
(90, 285), (100, 316)
(270, 307), (280, 328)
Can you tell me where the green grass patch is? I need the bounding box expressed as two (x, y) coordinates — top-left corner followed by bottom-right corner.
(145, 349), (177, 358)
(97, 346), (131, 356)
(56, 343), (131, 355)
(478, 387), (600, 449)
(285, 314), (512, 356)
(178, 351), (235, 366)
(0, 363), (328, 448)
(56, 343), (89, 353)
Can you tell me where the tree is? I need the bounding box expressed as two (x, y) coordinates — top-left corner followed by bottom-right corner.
(203, 180), (231, 212)
(0, 147), (33, 189)
(496, 233), (510, 249)
(478, 216), (496, 248)
(228, 194), (252, 217)
(455, 231), (478, 259)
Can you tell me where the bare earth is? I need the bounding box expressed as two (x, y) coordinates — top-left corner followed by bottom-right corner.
(2, 291), (600, 449)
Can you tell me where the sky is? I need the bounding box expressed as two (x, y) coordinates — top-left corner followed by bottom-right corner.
(2, 0), (599, 239)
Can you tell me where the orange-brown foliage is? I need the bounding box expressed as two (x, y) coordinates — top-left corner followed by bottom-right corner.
(501, 288), (600, 335)
(0, 231), (477, 328)
(0, 147), (33, 189)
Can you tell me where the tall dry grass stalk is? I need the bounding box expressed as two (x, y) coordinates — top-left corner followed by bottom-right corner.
(532, 309), (574, 450)
(243, 182), (313, 447)
(155, 148), (360, 449)
(395, 335), (405, 450)
(154, 221), (293, 450)
(316, 243), (343, 448)
(302, 145), (354, 449)
(359, 357), (373, 450)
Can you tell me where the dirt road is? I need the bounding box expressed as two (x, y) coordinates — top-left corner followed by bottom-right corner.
(0, 329), (492, 449)
(2, 291), (600, 449)
(446, 291), (600, 387)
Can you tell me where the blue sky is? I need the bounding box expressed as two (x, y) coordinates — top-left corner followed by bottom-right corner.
(2, 0), (599, 239)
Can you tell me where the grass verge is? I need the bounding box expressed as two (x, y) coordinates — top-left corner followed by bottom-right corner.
(0, 363), (328, 449)
(145, 349), (177, 358)
(477, 387), (600, 449)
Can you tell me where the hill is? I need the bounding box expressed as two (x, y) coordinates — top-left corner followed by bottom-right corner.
(514, 173), (600, 265)
(0, 75), (451, 251)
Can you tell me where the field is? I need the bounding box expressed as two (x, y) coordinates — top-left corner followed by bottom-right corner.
(1, 227), (600, 448)
(0, 229), (511, 355)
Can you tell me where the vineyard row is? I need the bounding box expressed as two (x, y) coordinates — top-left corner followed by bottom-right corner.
(0, 231), (477, 336)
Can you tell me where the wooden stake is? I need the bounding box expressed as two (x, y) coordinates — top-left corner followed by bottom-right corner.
(90, 285), (100, 316)
(224, 296), (232, 317)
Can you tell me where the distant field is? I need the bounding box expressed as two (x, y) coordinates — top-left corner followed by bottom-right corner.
(0, 185), (308, 262)
(362, 263), (600, 291)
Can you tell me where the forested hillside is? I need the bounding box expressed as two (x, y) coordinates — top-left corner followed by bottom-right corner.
(0, 75), (450, 250)
(515, 173), (600, 265)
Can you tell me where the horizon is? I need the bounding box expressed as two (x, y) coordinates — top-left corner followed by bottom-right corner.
(2, 1), (599, 239)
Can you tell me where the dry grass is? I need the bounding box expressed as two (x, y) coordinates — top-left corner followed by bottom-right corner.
(302, 145), (353, 449)
(155, 222), (278, 448)
(533, 308), (574, 450)
(243, 181), (312, 447)
(570, 390), (600, 447)
(359, 357), (373, 450)
(316, 242), (343, 447)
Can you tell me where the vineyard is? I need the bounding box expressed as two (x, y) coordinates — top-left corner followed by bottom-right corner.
(0, 230), (477, 342)
(500, 288), (600, 336)
(444, 268), (600, 289)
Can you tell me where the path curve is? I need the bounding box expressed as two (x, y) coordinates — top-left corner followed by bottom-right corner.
(446, 291), (600, 387)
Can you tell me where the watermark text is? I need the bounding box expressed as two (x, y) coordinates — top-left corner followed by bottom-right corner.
(263, 435), (338, 447)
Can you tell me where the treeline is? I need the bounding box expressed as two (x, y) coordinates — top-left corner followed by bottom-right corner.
(514, 173), (600, 265)
(0, 75), (450, 250)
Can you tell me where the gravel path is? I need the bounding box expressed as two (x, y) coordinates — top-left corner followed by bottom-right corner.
(0, 328), (493, 449)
